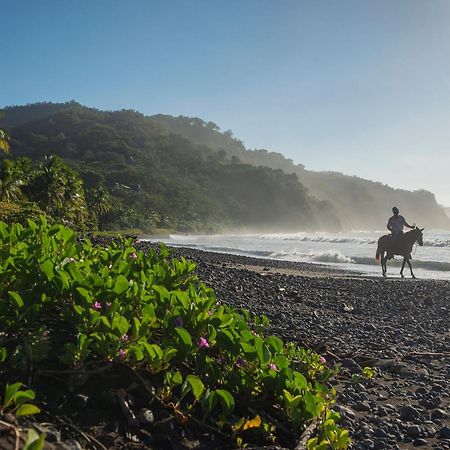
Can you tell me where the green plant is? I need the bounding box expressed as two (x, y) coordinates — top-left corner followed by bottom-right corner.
(0, 217), (348, 448)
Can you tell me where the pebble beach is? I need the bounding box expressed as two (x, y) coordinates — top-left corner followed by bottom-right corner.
(154, 244), (450, 450)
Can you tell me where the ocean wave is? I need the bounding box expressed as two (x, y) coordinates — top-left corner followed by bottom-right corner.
(351, 256), (450, 272)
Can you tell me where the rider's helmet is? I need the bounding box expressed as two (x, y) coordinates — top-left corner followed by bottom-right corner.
(392, 206), (399, 215)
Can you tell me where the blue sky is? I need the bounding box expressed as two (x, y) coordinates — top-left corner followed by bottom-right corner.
(2, 0), (450, 205)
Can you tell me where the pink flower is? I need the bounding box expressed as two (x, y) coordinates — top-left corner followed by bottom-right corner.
(130, 252), (138, 260)
(106, 302), (112, 309)
(319, 356), (326, 364)
(174, 316), (184, 327)
(198, 337), (210, 349)
(93, 301), (102, 311)
(118, 349), (126, 359)
(268, 363), (278, 371)
(121, 334), (129, 342)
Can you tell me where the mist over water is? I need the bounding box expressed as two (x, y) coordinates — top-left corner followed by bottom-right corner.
(149, 230), (450, 280)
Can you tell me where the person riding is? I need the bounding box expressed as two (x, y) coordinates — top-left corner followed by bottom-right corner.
(387, 207), (414, 257)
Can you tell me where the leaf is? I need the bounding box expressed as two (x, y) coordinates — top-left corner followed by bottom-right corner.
(215, 389), (235, 415)
(174, 327), (192, 348)
(40, 259), (54, 281)
(113, 275), (129, 294)
(22, 429), (46, 450)
(4, 382), (22, 407)
(13, 389), (36, 406)
(0, 347), (7, 362)
(172, 371), (183, 385)
(16, 403), (41, 416)
(243, 415), (261, 430)
(75, 287), (92, 305)
(8, 291), (24, 308)
(186, 375), (205, 401)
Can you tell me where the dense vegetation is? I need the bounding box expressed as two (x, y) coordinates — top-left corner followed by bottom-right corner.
(151, 114), (450, 230)
(0, 218), (349, 448)
(0, 103), (340, 233)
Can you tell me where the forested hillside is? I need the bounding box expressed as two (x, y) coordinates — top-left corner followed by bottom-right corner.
(151, 115), (450, 230)
(2, 102), (449, 231)
(0, 104), (339, 232)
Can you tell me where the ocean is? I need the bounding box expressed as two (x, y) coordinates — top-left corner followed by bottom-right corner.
(147, 230), (450, 280)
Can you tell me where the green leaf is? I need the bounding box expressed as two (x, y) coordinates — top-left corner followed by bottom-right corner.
(13, 389), (36, 406)
(75, 287), (92, 305)
(16, 403), (41, 416)
(0, 347), (7, 362)
(174, 327), (192, 348)
(22, 429), (46, 450)
(4, 382), (22, 407)
(8, 291), (24, 308)
(186, 375), (205, 401)
(215, 389), (235, 415)
(113, 275), (129, 294)
(172, 371), (183, 385)
(40, 259), (54, 281)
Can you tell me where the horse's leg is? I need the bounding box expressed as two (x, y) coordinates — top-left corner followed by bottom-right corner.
(407, 258), (416, 279)
(400, 257), (406, 278)
(382, 253), (387, 277)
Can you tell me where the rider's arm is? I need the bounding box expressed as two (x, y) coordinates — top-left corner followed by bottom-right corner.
(387, 219), (392, 231)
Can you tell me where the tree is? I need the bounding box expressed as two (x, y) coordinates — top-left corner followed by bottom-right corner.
(0, 159), (26, 202)
(29, 155), (88, 228)
(86, 186), (112, 218)
(0, 129), (9, 153)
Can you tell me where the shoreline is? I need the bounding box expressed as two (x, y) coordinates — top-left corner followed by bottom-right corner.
(136, 242), (450, 449)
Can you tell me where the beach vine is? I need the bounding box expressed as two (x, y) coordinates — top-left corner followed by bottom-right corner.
(0, 217), (349, 449)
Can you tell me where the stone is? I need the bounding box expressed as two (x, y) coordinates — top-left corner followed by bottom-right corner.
(399, 405), (420, 421)
(354, 401), (371, 412)
(137, 408), (154, 425)
(406, 425), (422, 438)
(439, 427), (450, 439)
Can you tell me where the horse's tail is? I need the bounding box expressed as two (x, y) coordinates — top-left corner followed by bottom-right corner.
(375, 239), (382, 262)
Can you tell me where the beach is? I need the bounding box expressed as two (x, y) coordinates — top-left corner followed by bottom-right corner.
(140, 243), (450, 450)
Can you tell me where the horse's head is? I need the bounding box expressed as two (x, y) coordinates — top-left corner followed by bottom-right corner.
(414, 227), (424, 246)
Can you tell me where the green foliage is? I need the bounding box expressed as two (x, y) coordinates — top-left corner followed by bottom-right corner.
(0, 382), (41, 417)
(0, 218), (348, 448)
(0, 201), (47, 225)
(2, 103), (342, 232)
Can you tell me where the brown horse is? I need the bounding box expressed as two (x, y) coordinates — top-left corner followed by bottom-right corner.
(375, 228), (424, 278)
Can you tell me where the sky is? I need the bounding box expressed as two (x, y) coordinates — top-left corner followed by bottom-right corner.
(2, 0), (450, 205)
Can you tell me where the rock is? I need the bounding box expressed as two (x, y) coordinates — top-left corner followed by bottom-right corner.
(439, 427), (450, 439)
(354, 401), (371, 412)
(431, 408), (448, 420)
(413, 438), (428, 446)
(334, 404), (357, 420)
(406, 425), (422, 438)
(399, 405), (420, 421)
(137, 408), (154, 425)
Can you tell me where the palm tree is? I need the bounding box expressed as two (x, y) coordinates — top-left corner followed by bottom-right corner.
(29, 155), (88, 227)
(0, 159), (26, 202)
(0, 129), (9, 153)
(86, 186), (112, 218)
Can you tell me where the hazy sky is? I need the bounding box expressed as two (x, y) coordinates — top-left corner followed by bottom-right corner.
(2, 0), (450, 205)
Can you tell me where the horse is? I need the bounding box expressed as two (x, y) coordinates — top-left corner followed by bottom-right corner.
(375, 227), (424, 278)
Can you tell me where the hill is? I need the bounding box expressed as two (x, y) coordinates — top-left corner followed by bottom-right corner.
(0, 104), (339, 232)
(2, 102), (449, 231)
(151, 114), (450, 230)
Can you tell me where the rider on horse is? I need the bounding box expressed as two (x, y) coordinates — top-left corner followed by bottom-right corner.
(386, 207), (414, 257)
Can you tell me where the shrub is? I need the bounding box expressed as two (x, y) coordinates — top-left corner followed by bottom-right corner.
(0, 218), (349, 448)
